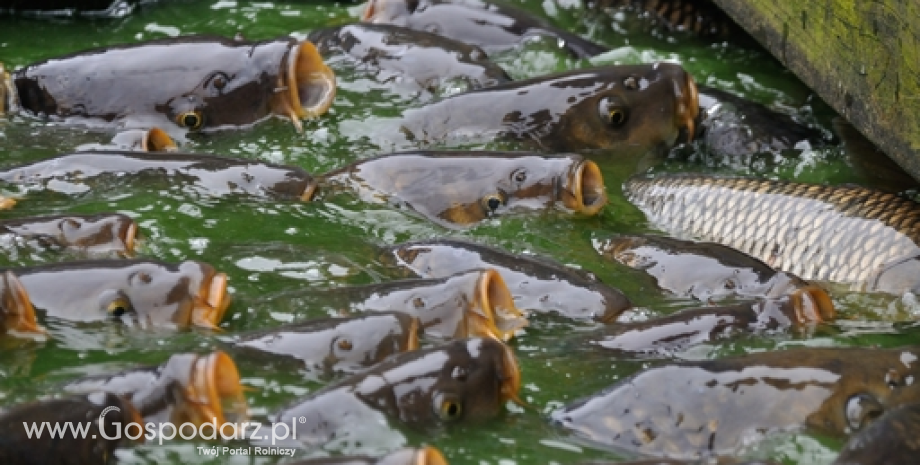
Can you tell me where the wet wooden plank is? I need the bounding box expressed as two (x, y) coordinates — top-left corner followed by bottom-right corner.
(710, 0), (920, 182)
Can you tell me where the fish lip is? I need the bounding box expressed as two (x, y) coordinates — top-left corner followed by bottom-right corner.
(472, 268), (528, 342)
(495, 337), (524, 407)
(185, 351), (249, 426)
(277, 40), (336, 132)
(191, 271), (231, 330)
(1, 271), (45, 336)
(674, 71), (700, 143)
(300, 178), (319, 201)
(121, 221), (138, 255)
(0, 62), (17, 116)
(406, 316), (421, 351)
(563, 159), (607, 215)
(417, 446), (448, 465)
(361, 0), (382, 21)
(791, 285), (836, 324)
(142, 127), (178, 152)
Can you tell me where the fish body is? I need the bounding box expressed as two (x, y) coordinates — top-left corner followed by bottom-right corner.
(362, 0), (609, 58)
(321, 151), (606, 228)
(2, 35), (335, 132)
(583, 286), (834, 355)
(274, 338), (521, 446)
(0, 392), (141, 464)
(231, 312), (419, 373)
(63, 351), (248, 427)
(595, 234), (810, 301)
(6, 258), (230, 329)
(383, 238), (631, 322)
(0, 212), (137, 255)
(551, 346), (920, 458)
(395, 63), (699, 153)
(0, 150), (317, 201)
(308, 23), (510, 96)
(624, 174), (920, 294)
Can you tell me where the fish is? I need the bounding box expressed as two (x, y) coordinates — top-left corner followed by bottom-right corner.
(63, 351), (248, 428)
(231, 312), (420, 373)
(287, 446), (448, 465)
(595, 234), (812, 301)
(273, 337), (521, 447)
(624, 174), (920, 294)
(5, 258), (230, 329)
(361, 0), (610, 58)
(320, 151), (607, 228)
(0, 0), (140, 18)
(587, 0), (750, 41)
(833, 117), (918, 194)
(0, 150), (318, 201)
(0, 271), (45, 336)
(393, 63), (699, 153)
(382, 238), (632, 322)
(1, 35), (335, 132)
(581, 286), (834, 355)
(832, 402), (920, 465)
(0, 212), (137, 255)
(273, 269), (527, 341)
(0, 392), (142, 464)
(551, 346), (920, 459)
(307, 23), (511, 96)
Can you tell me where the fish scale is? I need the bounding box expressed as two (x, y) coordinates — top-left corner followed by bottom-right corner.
(624, 175), (920, 291)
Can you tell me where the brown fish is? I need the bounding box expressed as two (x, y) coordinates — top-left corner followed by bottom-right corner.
(1, 35), (335, 132)
(552, 346), (920, 458)
(0, 271), (45, 336)
(321, 151), (606, 228)
(0, 212), (137, 255)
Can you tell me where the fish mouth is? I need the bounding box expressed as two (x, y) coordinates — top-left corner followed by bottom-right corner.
(300, 178), (319, 201)
(275, 40), (336, 132)
(470, 268), (528, 342)
(361, 0), (392, 22)
(121, 220), (138, 255)
(495, 337), (524, 407)
(181, 351), (249, 426)
(406, 316), (421, 351)
(674, 71), (700, 143)
(191, 270), (231, 330)
(0, 195), (16, 210)
(790, 285), (836, 323)
(562, 159), (607, 216)
(142, 127), (178, 152)
(417, 446), (448, 465)
(0, 62), (15, 116)
(0, 271), (45, 335)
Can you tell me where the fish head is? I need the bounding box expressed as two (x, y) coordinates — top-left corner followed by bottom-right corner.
(322, 313), (421, 369)
(55, 214), (138, 254)
(836, 403), (920, 464)
(870, 253), (920, 295)
(0, 271), (45, 336)
(270, 40), (336, 132)
(558, 156), (607, 215)
(168, 351), (249, 427)
(556, 62), (700, 153)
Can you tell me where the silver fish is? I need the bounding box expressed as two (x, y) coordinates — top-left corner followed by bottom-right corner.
(624, 174), (920, 294)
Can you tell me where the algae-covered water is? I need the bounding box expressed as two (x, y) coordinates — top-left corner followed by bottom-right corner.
(1, 1), (918, 464)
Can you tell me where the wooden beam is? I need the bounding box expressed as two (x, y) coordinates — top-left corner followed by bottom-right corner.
(710, 0), (920, 182)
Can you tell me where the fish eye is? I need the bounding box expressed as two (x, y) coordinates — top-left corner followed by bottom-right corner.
(845, 393), (884, 431)
(481, 193), (505, 214)
(100, 291), (134, 318)
(511, 169), (528, 184)
(206, 72), (230, 92)
(406, 0), (419, 13)
(623, 76), (639, 90)
(434, 393), (463, 421)
(598, 98), (629, 128)
(176, 111), (204, 130)
(61, 218), (81, 232)
(337, 338), (353, 351)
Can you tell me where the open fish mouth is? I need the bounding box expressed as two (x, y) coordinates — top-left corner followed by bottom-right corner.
(674, 71), (700, 142)
(300, 177), (319, 201)
(141, 127), (178, 152)
(191, 269), (231, 330)
(562, 159), (607, 216)
(274, 41), (336, 132)
(416, 447), (448, 465)
(495, 337), (524, 407)
(360, 0), (401, 22)
(121, 220), (138, 255)
(180, 351), (249, 426)
(0, 271), (45, 336)
(790, 285), (836, 324)
(469, 268), (528, 341)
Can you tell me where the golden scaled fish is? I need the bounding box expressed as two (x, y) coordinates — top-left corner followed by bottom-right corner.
(624, 174), (920, 295)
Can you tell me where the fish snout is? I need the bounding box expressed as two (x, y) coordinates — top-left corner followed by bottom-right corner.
(191, 271), (231, 330)
(277, 41), (336, 132)
(0, 62), (14, 116)
(361, 0), (404, 22)
(121, 220), (138, 256)
(472, 268), (528, 342)
(182, 351), (249, 427)
(494, 337), (524, 407)
(789, 285), (836, 324)
(674, 70), (700, 143)
(562, 158), (607, 216)
(417, 447), (448, 465)
(0, 271), (46, 336)
(142, 127), (179, 152)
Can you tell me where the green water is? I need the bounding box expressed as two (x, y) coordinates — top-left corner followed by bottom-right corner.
(0, 1), (917, 464)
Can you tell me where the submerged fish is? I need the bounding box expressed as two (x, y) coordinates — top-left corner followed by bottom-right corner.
(551, 346), (920, 458)
(0, 212), (137, 255)
(63, 351), (248, 427)
(624, 174), (920, 294)
(289, 446), (448, 465)
(274, 338), (521, 447)
(383, 238), (632, 322)
(582, 286), (834, 355)
(0, 271), (45, 336)
(394, 63), (699, 153)
(0, 392), (142, 464)
(587, 0), (749, 41)
(595, 234), (811, 301)
(362, 0), (609, 58)
(231, 312), (420, 373)
(0, 150), (317, 201)
(307, 23), (511, 96)
(274, 269), (527, 341)
(321, 151), (606, 228)
(6, 258), (230, 329)
(832, 402), (920, 465)
(1, 35), (335, 132)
